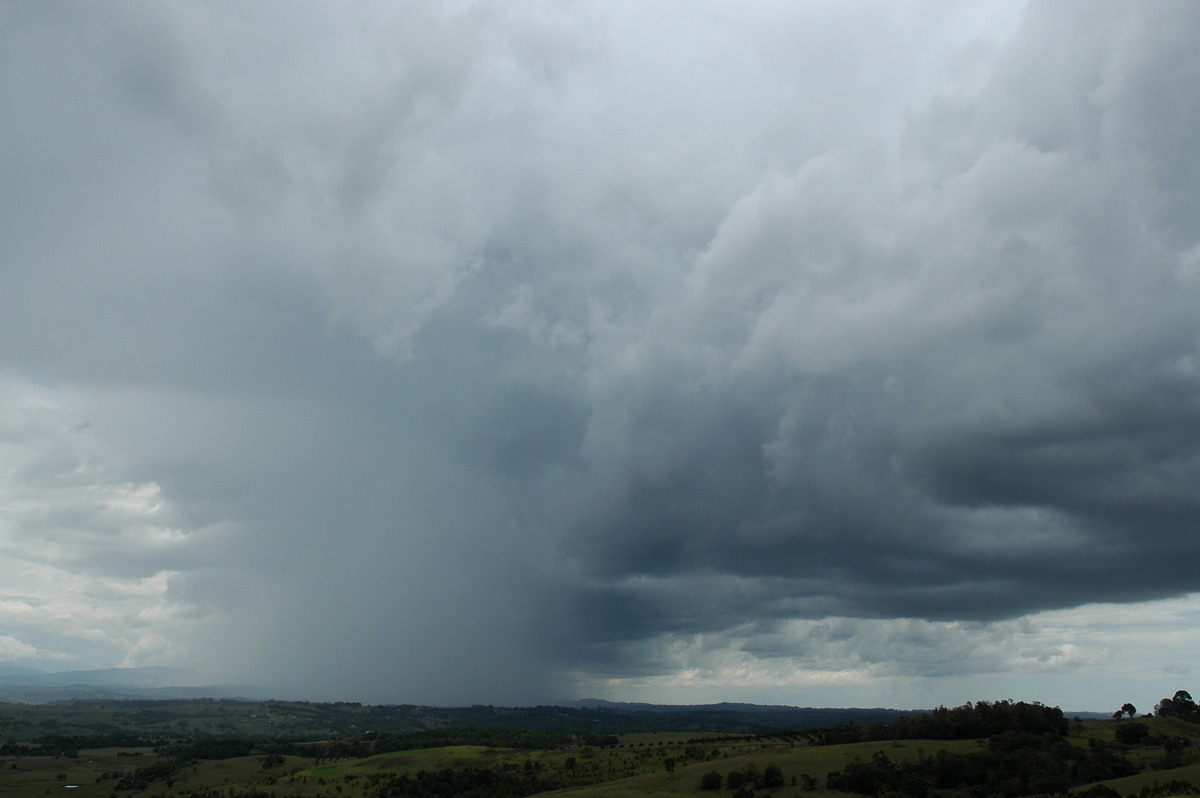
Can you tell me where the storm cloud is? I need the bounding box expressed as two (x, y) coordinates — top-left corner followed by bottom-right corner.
(2, 1), (1199, 709)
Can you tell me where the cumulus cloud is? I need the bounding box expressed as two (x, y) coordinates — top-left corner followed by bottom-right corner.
(2, 0), (1199, 708)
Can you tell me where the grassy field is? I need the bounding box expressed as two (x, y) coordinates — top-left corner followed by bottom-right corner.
(537, 737), (994, 798)
(0, 736), (973, 798)
(1, 712), (1198, 798)
(0, 733), (1085, 798)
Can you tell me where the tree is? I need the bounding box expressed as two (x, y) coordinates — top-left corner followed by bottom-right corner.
(1114, 722), (1150, 745)
(699, 770), (722, 791)
(1155, 690), (1197, 717)
(1121, 703), (1137, 718)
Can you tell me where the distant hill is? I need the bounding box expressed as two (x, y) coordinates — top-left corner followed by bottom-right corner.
(0, 664), (43, 677)
(0, 666), (199, 688)
(0, 667), (258, 704)
(0, 668), (1113, 723)
(552, 699), (927, 731)
(566, 698), (1112, 723)
(569, 698), (820, 712)
(570, 697), (913, 713)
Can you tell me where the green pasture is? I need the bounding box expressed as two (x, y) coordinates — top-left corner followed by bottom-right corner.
(542, 737), (984, 798)
(0, 750), (309, 798)
(0, 735), (779, 798)
(1082, 763), (1200, 797)
(0, 715), (1198, 798)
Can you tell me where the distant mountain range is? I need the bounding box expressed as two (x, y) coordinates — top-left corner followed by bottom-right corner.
(0, 664), (43, 677)
(567, 698), (874, 713)
(0, 665), (197, 687)
(0, 667), (1112, 721)
(0, 666), (254, 703)
(565, 698), (1109, 719)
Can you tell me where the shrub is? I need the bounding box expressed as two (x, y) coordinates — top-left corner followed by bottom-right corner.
(1114, 722), (1151, 745)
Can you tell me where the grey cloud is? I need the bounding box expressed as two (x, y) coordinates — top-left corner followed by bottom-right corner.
(521, 1), (1200, 658)
(582, 614), (1101, 685)
(3, 0), (1199, 701)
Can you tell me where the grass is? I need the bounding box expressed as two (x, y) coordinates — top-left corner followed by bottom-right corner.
(541, 738), (986, 798)
(0, 718), (1198, 797)
(1081, 763), (1200, 796)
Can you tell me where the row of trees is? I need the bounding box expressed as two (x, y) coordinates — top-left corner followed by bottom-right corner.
(1156, 690), (1197, 717)
(698, 762), (786, 791)
(824, 732), (1140, 798)
(1114, 691), (1198, 719)
(807, 700), (1069, 745)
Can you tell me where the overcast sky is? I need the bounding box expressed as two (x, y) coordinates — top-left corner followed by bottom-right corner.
(2, 0), (1199, 713)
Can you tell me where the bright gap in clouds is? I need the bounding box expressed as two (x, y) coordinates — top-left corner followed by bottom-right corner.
(1, 1), (1199, 710)
(569, 595), (1200, 713)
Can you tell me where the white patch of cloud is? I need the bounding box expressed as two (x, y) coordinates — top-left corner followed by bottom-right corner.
(0, 376), (234, 672)
(0, 635), (38, 662)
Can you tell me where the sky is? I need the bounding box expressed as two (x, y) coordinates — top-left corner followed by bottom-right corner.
(1, 0), (1199, 714)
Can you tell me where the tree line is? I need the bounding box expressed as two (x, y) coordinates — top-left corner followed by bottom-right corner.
(805, 699), (1068, 745)
(823, 732), (1139, 798)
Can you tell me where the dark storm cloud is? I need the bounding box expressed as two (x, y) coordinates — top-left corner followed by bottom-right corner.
(2, 0), (1199, 701)
(513, 1), (1200, 663)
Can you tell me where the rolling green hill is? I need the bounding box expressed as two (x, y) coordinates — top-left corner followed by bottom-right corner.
(0, 697), (1196, 797)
